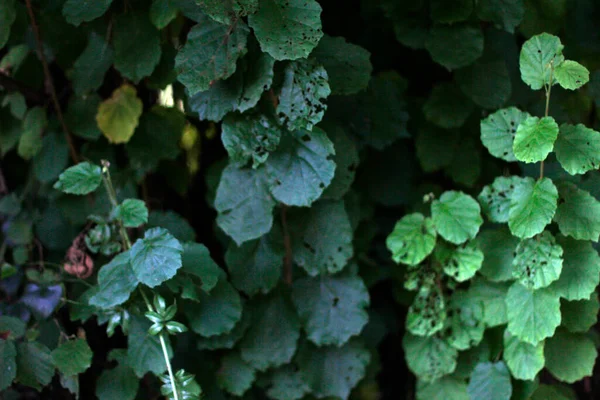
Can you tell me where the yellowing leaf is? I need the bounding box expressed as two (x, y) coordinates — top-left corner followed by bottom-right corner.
(96, 84), (143, 144)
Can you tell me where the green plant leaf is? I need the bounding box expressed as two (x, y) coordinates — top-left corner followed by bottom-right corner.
(18, 107), (47, 160)
(239, 290), (300, 370)
(477, 228), (519, 282)
(554, 60), (589, 90)
(480, 107), (530, 162)
(423, 82), (474, 128)
(512, 231), (563, 289)
(0, 0), (16, 49)
(177, 242), (222, 295)
(0, 316), (26, 339)
(455, 57), (512, 110)
(113, 11), (161, 83)
(265, 365), (311, 400)
(403, 333), (457, 382)
(549, 236), (600, 301)
(65, 94), (102, 140)
(416, 376), (468, 400)
(478, 176), (521, 223)
(467, 361), (512, 400)
(217, 352), (256, 396)
(476, 0), (525, 33)
(215, 165), (275, 245)
(147, 210), (196, 242)
(183, 280), (242, 337)
(506, 282), (561, 345)
(130, 227), (183, 288)
(444, 290), (485, 350)
(89, 251), (139, 309)
(62, 0), (112, 26)
(248, 0), (323, 60)
(277, 59), (331, 131)
(71, 33), (113, 94)
(16, 341), (55, 390)
(425, 23), (483, 70)
(431, 191), (483, 245)
(297, 339), (370, 399)
(503, 330), (544, 380)
(386, 213), (436, 267)
(149, 0), (178, 29)
(430, 0), (473, 23)
(96, 84), (143, 144)
(0, 339), (16, 391)
(54, 161), (102, 195)
(290, 200), (353, 276)
(33, 131), (69, 184)
(225, 230), (283, 296)
(554, 182), (600, 241)
(508, 177), (558, 239)
(96, 365), (139, 400)
(51, 339), (92, 376)
(221, 113), (281, 169)
(406, 286), (446, 337)
(530, 385), (570, 400)
(545, 329), (597, 383)
(435, 240), (484, 282)
(311, 35), (372, 95)
(175, 14), (249, 95)
(513, 116), (559, 163)
(292, 274), (369, 346)
(126, 315), (172, 377)
(321, 124), (359, 200)
(196, 308), (252, 350)
(113, 199), (148, 228)
(196, 0), (258, 24)
(561, 293), (599, 333)
(519, 33), (564, 90)
(554, 123), (600, 175)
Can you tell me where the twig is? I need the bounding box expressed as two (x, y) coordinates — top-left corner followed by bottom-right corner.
(0, 72), (44, 103)
(24, 0), (79, 164)
(0, 167), (7, 195)
(281, 205), (293, 285)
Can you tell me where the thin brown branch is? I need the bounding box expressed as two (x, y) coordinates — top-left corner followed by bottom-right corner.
(24, 0), (80, 164)
(0, 167), (7, 195)
(281, 205), (293, 285)
(0, 72), (44, 103)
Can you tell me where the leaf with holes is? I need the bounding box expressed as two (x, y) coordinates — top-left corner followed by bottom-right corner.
(435, 240), (484, 282)
(406, 286), (446, 337)
(431, 191), (483, 245)
(519, 33), (564, 90)
(480, 107), (530, 162)
(508, 177), (558, 239)
(403, 333), (457, 382)
(386, 213), (437, 267)
(197, 0), (258, 24)
(554, 123), (600, 175)
(554, 60), (589, 90)
(512, 231), (563, 289)
(513, 116), (559, 163)
(444, 290), (485, 350)
(478, 176), (521, 223)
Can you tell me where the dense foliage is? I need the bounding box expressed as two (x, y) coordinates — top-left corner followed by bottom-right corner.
(2, 0), (600, 399)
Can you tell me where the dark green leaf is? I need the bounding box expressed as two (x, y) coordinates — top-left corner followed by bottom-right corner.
(0, 340), (16, 391)
(89, 251), (139, 309)
(403, 333), (457, 382)
(425, 24), (484, 70)
(114, 199), (149, 228)
(51, 339), (92, 376)
(554, 123), (600, 175)
(96, 365), (139, 400)
(130, 227), (183, 288)
(554, 182), (600, 241)
(62, 0), (112, 26)
(16, 341), (55, 390)
(545, 329), (597, 383)
(126, 315), (172, 377)
(549, 236), (600, 301)
(221, 113), (281, 168)
(423, 82), (474, 128)
(217, 352), (256, 396)
(71, 33), (113, 94)
(467, 362), (512, 400)
(477, 0), (525, 33)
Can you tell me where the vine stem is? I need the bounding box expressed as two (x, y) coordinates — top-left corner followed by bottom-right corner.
(541, 63), (554, 180)
(24, 0), (79, 164)
(101, 160), (180, 400)
(280, 205), (293, 285)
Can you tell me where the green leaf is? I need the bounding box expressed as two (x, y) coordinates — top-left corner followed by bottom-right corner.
(221, 113), (281, 168)
(16, 341), (55, 390)
(554, 60), (589, 90)
(431, 191), (483, 245)
(126, 315), (172, 377)
(554, 182), (600, 241)
(561, 293), (599, 333)
(114, 199), (149, 228)
(292, 274), (369, 346)
(545, 329), (597, 383)
(175, 15), (249, 96)
(0, 0), (16, 48)
(406, 286), (446, 337)
(277, 59), (331, 131)
(0, 340), (16, 391)
(239, 290), (300, 370)
(113, 11), (162, 83)
(531, 385), (570, 400)
(519, 33), (564, 90)
(311, 35), (372, 95)
(89, 251), (139, 309)
(96, 84), (143, 144)
(71, 33), (114, 94)
(512, 231), (563, 289)
(54, 161), (102, 195)
(96, 365), (139, 400)
(130, 227), (183, 288)
(513, 116), (559, 163)
(430, 0), (473, 23)
(215, 165), (275, 245)
(508, 177), (558, 239)
(65, 94), (102, 140)
(386, 213), (437, 267)
(183, 280), (242, 337)
(435, 240), (484, 282)
(0, 316), (26, 339)
(51, 339), (92, 376)
(290, 200), (353, 276)
(403, 333), (457, 382)
(549, 236), (600, 301)
(225, 230), (283, 296)
(147, 210), (196, 242)
(18, 107), (47, 160)
(476, 0), (525, 33)
(321, 124), (359, 200)
(196, 0), (258, 24)
(217, 352), (256, 396)
(150, 0), (178, 29)
(455, 58), (512, 110)
(425, 24), (484, 70)
(416, 125), (460, 172)
(478, 176), (521, 223)
(480, 107), (530, 162)
(196, 308), (252, 350)
(467, 362), (512, 400)
(266, 365), (310, 400)
(503, 331), (544, 380)
(180, 242), (221, 294)
(248, 0), (323, 61)
(33, 131), (69, 184)
(444, 290), (485, 350)
(423, 82), (474, 129)
(554, 123), (600, 175)
(506, 282), (561, 345)
(297, 339), (370, 399)
(417, 376), (468, 400)
(62, 0), (112, 26)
